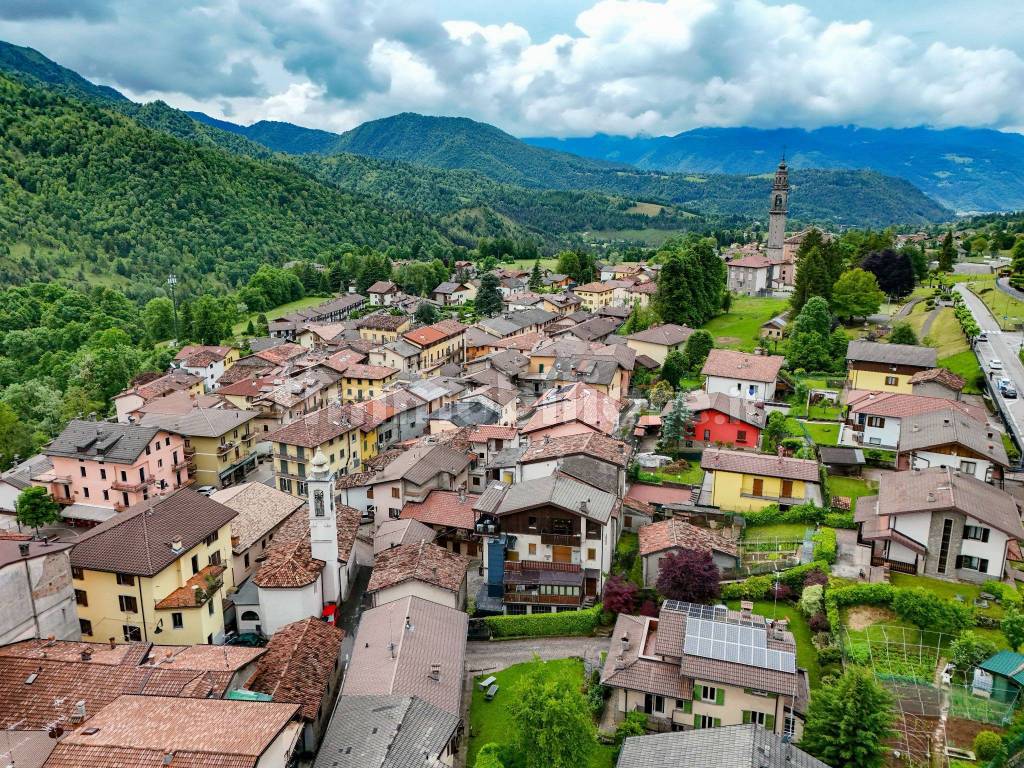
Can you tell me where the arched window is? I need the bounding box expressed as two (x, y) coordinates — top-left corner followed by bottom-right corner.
(240, 611), (260, 621)
(774, 194), (783, 208)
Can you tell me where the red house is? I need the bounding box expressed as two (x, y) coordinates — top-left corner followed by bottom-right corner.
(664, 391), (765, 450)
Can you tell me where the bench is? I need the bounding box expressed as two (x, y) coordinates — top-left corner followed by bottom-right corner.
(478, 676), (497, 690)
(485, 684), (499, 701)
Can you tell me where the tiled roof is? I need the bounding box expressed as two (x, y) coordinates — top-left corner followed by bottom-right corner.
(728, 254), (774, 268)
(847, 339), (938, 368)
(520, 431), (630, 468)
(701, 349), (784, 383)
(522, 383), (620, 435)
(140, 407), (257, 438)
(575, 281), (616, 293)
(909, 367), (967, 391)
(403, 320), (466, 347)
(627, 323), (694, 346)
(69, 488), (237, 576)
(368, 280), (398, 294)
(847, 390), (987, 423)
(43, 695), (299, 768)
(154, 564), (226, 609)
(430, 401), (500, 428)
(321, 348), (367, 372)
(401, 491), (479, 531)
(618, 725), (830, 768)
(558, 456), (620, 494)
(466, 424), (518, 442)
(1, 453), (52, 492)
(46, 420), (164, 464)
(253, 504), (362, 588)
(254, 343), (307, 365)
(626, 483), (693, 506)
(314, 695), (460, 768)
(367, 541), (469, 595)
(701, 448), (820, 483)
(897, 409), (1009, 465)
(117, 370), (203, 401)
(568, 316), (622, 341)
(601, 615), (692, 700)
(174, 344), (233, 366)
(211, 482), (305, 553)
(342, 363), (399, 380)
(374, 442), (473, 486)
(266, 403), (366, 447)
(495, 475), (619, 524)
(342, 596), (467, 715)
(356, 313), (410, 331)
(433, 281), (469, 294)
(638, 519), (737, 557)
(245, 618), (344, 721)
(374, 518), (437, 554)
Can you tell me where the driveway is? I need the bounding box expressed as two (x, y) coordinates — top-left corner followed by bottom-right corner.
(465, 636), (608, 675)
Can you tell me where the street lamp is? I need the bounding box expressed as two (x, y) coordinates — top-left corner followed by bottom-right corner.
(167, 273), (178, 343)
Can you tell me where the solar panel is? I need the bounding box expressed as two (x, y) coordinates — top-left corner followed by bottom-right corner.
(682, 611), (796, 673)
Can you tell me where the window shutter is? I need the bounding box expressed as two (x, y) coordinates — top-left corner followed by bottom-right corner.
(983, 529), (990, 543)
(955, 555), (963, 570)
(713, 718), (721, 727)
(715, 688), (725, 706)
(766, 715), (776, 731)
(682, 699), (692, 714)
(694, 688), (702, 702)
(694, 714), (702, 729)
(742, 711), (751, 724)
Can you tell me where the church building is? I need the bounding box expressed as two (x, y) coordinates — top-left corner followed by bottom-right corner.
(727, 158), (794, 296)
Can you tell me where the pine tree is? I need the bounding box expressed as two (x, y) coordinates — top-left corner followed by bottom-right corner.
(791, 246), (832, 312)
(476, 273), (503, 317)
(801, 668), (894, 768)
(938, 231), (955, 272)
(528, 260), (543, 290)
(787, 296), (834, 372)
(661, 393), (693, 447)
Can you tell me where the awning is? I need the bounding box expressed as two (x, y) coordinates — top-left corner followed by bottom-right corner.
(60, 504), (118, 523)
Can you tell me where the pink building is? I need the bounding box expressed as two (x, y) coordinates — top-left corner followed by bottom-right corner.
(33, 420), (189, 525)
(521, 383), (621, 443)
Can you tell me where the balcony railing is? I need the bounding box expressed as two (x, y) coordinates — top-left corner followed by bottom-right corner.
(871, 556), (918, 575)
(216, 441), (237, 456)
(111, 476), (155, 493)
(183, 446), (196, 457)
(540, 533), (581, 547)
(503, 592), (582, 606)
(172, 460), (190, 471)
(53, 496), (76, 506)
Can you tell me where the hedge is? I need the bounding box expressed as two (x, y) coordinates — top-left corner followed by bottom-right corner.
(721, 561), (830, 600)
(824, 583), (975, 637)
(812, 528), (837, 565)
(483, 604), (603, 638)
(824, 583), (895, 631)
(742, 503), (827, 527)
(823, 511), (856, 529)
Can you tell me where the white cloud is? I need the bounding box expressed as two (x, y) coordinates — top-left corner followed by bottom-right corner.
(2, 0), (1024, 135)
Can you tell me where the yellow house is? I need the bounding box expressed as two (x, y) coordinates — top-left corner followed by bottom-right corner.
(573, 282), (617, 311)
(70, 488), (237, 645)
(403, 319), (467, 374)
(267, 403), (377, 498)
(356, 313), (412, 345)
(339, 363), (399, 403)
(142, 408), (259, 489)
(700, 448), (823, 512)
(625, 323), (693, 366)
(845, 340), (938, 394)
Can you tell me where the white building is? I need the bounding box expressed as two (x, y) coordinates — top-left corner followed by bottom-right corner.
(701, 349), (784, 402)
(897, 409), (1010, 485)
(0, 539), (80, 644)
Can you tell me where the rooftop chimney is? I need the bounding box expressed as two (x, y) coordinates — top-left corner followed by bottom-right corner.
(170, 537), (184, 553)
(80, 649), (92, 662)
(620, 633), (630, 653)
(428, 663), (441, 681)
(740, 600), (753, 617)
(18, 543), (30, 557)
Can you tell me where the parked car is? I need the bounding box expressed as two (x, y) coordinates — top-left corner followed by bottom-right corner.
(196, 485), (216, 496)
(990, 359), (1003, 371)
(999, 377), (1012, 391)
(1005, 385), (1018, 399)
(978, 332), (989, 342)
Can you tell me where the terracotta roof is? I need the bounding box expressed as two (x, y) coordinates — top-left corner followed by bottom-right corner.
(626, 323), (694, 346)
(374, 518), (437, 554)
(266, 403), (366, 447)
(174, 344), (233, 366)
(43, 695), (299, 768)
(601, 615), (692, 699)
(626, 483), (693, 506)
(847, 340), (937, 369)
(701, 448), (820, 482)
(575, 281), (616, 293)
(254, 343), (307, 364)
(342, 363), (399, 380)
(356, 313), (410, 331)
(701, 349), (784, 383)
(368, 280), (398, 293)
(403, 320), (466, 348)
(520, 431), (630, 468)
(909, 367), (967, 391)
(897, 409), (1009, 465)
(728, 254), (774, 268)
(321, 348), (367, 372)
(253, 504), (361, 589)
(466, 424), (518, 442)
(639, 519), (737, 557)
(154, 564), (226, 609)
(367, 541), (469, 596)
(401, 491), (480, 531)
(245, 618), (344, 721)
(342, 596), (467, 715)
(69, 488), (237, 576)
(118, 370), (203, 401)
(210, 482), (305, 553)
(522, 383), (620, 436)
(847, 390), (987, 422)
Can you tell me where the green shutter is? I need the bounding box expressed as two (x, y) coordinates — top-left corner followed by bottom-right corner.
(713, 718), (721, 727)
(694, 714), (702, 729)
(682, 699), (692, 714)
(766, 715), (776, 731)
(715, 688), (725, 706)
(693, 687), (702, 702)
(742, 710), (751, 724)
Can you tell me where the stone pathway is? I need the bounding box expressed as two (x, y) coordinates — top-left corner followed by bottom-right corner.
(919, 306), (941, 339)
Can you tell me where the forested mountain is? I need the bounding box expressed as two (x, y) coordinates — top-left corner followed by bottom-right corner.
(525, 126), (1024, 214)
(188, 112), (341, 155)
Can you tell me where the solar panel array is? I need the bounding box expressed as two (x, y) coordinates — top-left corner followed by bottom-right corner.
(683, 616), (797, 673)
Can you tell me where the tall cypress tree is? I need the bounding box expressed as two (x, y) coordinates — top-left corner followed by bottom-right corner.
(938, 231), (955, 272)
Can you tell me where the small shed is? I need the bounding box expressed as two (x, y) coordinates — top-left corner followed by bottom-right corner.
(818, 446), (865, 476)
(978, 651), (1024, 703)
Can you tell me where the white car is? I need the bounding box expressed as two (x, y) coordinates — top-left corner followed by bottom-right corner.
(990, 359), (1004, 371)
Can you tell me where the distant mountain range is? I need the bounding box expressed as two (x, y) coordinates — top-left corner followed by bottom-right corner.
(524, 126), (1024, 214)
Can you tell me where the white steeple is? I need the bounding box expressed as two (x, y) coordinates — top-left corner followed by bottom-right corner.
(307, 450), (341, 604)
(765, 156), (788, 262)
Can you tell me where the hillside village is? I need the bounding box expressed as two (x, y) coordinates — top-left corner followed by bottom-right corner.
(3, 152), (1024, 768)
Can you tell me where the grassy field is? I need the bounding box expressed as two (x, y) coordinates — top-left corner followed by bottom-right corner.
(827, 476), (876, 502)
(939, 349), (985, 394)
(970, 280), (1024, 330)
(702, 296), (789, 351)
(807, 400), (843, 420)
(803, 422), (840, 445)
(232, 294), (333, 334)
(468, 658), (615, 768)
(638, 463), (705, 485)
(922, 308), (971, 357)
(506, 258), (560, 272)
(742, 523), (810, 542)
(585, 229), (689, 247)
(725, 600), (821, 688)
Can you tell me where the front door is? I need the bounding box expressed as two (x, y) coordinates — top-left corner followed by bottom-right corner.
(552, 545), (573, 563)
(752, 478), (764, 496)
(781, 480), (793, 498)
(585, 577), (598, 597)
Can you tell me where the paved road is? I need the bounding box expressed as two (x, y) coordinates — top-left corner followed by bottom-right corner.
(465, 636), (608, 674)
(954, 284), (1024, 451)
(996, 276), (1024, 304)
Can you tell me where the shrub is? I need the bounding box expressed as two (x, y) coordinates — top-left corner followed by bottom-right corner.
(824, 582), (896, 631)
(771, 583), (794, 602)
(743, 502), (827, 527)
(484, 605), (603, 638)
(656, 549), (721, 603)
(800, 585), (824, 616)
(893, 587), (974, 634)
(603, 575), (638, 615)
(823, 511), (856, 529)
(812, 528), (837, 564)
(983, 580), (1023, 608)
(949, 631), (998, 670)
(639, 600), (658, 617)
(975, 731), (1002, 761)
(804, 569), (829, 588)
(721, 561), (830, 600)
(809, 612), (831, 633)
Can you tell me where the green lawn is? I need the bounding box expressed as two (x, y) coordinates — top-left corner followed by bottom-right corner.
(638, 463), (705, 486)
(506, 258), (561, 272)
(725, 600), (821, 688)
(938, 349), (985, 394)
(971, 280), (1024, 330)
(232, 294), (333, 334)
(702, 297), (790, 351)
(468, 658), (615, 768)
(888, 573), (1006, 622)
(827, 476), (876, 502)
(807, 401), (843, 421)
(742, 523), (810, 542)
(803, 422), (839, 446)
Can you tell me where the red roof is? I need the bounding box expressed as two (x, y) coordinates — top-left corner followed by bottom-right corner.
(522, 383), (620, 436)
(467, 425), (518, 442)
(626, 483), (693, 506)
(401, 490), (480, 530)
(341, 363), (398, 380)
(701, 349), (784, 383)
(638, 518), (737, 557)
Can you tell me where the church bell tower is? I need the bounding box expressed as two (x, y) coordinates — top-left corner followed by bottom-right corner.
(307, 450), (341, 604)
(765, 157), (788, 261)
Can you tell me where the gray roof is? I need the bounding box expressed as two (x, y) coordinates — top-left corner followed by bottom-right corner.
(496, 475), (618, 524)
(46, 420), (164, 463)
(478, 308), (556, 337)
(558, 455), (620, 494)
(473, 481), (510, 514)
(140, 407), (257, 438)
(846, 340), (937, 368)
(384, 339), (422, 358)
(429, 401), (499, 428)
(568, 316), (622, 341)
(375, 443), (473, 486)
(897, 409), (1009, 466)
(1, 454), (52, 491)
(485, 445), (526, 469)
(617, 725), (831, 768)
(818, 446), (865, 466)
(314, 695), (459, 768)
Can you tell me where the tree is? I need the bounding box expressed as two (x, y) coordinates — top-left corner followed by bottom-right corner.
(15, 486), (61, 532)
(683, 329), (714, 373)
(0, 403), (35, 469)
(974, 731), (1002, 762)
(791, 245), (833, 312)
(830, 269), (884, 321)
(763, 411), (789, 453)
(661, 351), (687, 389)
(1002, 607), (1024, 651)
(142, 297), (176, 342)
(786, 297), (835, 372)
(647, 379), (673, 410)
(620, 302), (655, 335)
(949, 631), (998, 670)
(509, 660), (597, 768)
(889, 322), (918, 345)
(190, 295), (233, 345)
(415, 302), (439, 325)
(476, 273), (503, 317)
(655, 548), (720, 603)
(475, 743), (506, 768)
(652, 237), (725, 327)
(528, 260), (543, 291)
(801, 668), (894, 768)
(904, 245), (929, 282)
(661, 393), (693, 447)
(938, 231), (955, 272)
(614, 711), (647, 756)
(861, 249), (915, 298)
(603, 574), (638, 615)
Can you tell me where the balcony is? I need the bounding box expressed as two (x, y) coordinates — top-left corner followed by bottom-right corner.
(216, 441), (237, 456)
(183, 446), (196, 457)
(111, 476), (155, 493)
(540, 533), (581, 547)
(503, 591), (581, 606)
(172, 459), (190, 471)
(871, 555), (918, 575)
(53, 496), (76, 506)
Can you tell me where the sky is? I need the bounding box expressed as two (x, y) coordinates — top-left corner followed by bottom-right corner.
(1, 0), (1023, 137)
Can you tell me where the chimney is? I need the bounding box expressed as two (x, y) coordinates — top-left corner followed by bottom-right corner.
(428, 663), (441, 681)
(620, 633), (630, 653)
(70, 700), (87, 724)
(171, 537), (184, 553)
(926, 491), (935, 502)
(18, 543), (30, 557)
(108, 637), (116, 650)
(740, 600), (753, 618)
(80, 649), (92, 662)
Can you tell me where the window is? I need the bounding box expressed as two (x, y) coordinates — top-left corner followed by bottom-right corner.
(703, 429), (711, 441)
(118, 595), (138, 613)
(103, 490), (109, 501)
(744, 711), (770, 727)
(697, 715), (720, 729)
(244, 553), (250, 568)
(71, 567), (84, 580)
(866, 416), (886, 428)
(80, 466), (86, 478)
(587, 548), (597, 560)
(697, 685), (721, 704)
(120, 470), (127, 482)
(737, 430), (747, 443)
(79, 619), (93, 636)
(116, 573), (135, 586)
(165, 437), (170, 447)
(83, 487), (89, 499)
(241, 610), (260, 621)
(528, 543), (537, 555)
(937, 518), (954, 574)
(172, 612), (184, 629)
(204, 530), (219, 545)
(209, 551), (222, 566)
(100, 468), (106, 480)
(885, 375), (898, 386)
(391, 487), (400, 499)
(123, 625), (142, 642)
(75, 589), (88, 606)
(390, 508), (401, 519)
(784, 715), (797, 738)
(964, 525), (990, 542)
(191, 555), (199, 575)
(958, 555), (990, 572)
(960, 460), (978, 475)
(208, 599), (215, 615)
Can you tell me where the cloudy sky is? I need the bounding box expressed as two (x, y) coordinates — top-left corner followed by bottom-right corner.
(2, 0), (1023, 137)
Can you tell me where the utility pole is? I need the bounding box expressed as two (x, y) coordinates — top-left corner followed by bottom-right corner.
(167, 273), (179, 343)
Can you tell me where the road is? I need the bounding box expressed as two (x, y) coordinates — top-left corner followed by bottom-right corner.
(954, 284), (1024, 452)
